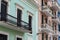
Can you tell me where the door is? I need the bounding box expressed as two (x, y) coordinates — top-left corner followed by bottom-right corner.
(29, 15), (32, 30)
(1, 0), (7, 21)
(17, 8), (22, 27)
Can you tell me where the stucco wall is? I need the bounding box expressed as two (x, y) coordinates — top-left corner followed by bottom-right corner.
(1, 0), (38, 40)
(0, 25), (24, 40)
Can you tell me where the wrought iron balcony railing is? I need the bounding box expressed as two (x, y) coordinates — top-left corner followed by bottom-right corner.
(0, 13), (31, 31)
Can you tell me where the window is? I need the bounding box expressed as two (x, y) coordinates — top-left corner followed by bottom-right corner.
(16, 4), (23, 27)
(58, 12), (60, 17)
(17, 37), (22, 40)
(17, 8), (22, 27)
(42, 33), (44, 40)
(0, 34), (8, 40)
(45, 18), (47, 24)
(46, 34), (48, 40)
(58, 25), (60, 31)
(52, 22), (54, 30)
(16, 35), (22, 40)
(41, 0), (47, 6)
(53, 37), (54, 40)
(42, 15), (44, 24)
(29, 15), (32, 33)
(42, 0), (43, 6)
(1, 0), (8, 21)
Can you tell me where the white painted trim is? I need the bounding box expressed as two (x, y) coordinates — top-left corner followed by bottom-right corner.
(26, 33), (32, 36)
(15, 4), (23, 17)
(0, 31), (9, 40)
(16, 35), (23, 40)
(28, 11), (33, 16)
(16, 4), (23, 11)
(2, 0), (9, 15)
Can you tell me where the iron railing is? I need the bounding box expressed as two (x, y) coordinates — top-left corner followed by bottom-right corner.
(0, 13), (31, 31)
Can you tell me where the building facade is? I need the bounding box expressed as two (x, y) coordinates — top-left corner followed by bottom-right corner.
(0, 0), (60, 40)
(58, 11), (60, 40)
(35, 0), (60, 40)
(58, 24), (60, 40)
(0, 0), (38, 40)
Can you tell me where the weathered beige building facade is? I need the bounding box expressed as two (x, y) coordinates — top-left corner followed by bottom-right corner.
(34, 0), (60, 40)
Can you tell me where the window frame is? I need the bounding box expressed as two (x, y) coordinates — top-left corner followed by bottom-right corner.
(16, 4), (23, 17)
(0, 31), (9, 40)
(58, 25), (60, 31)
(28, 11), (33, 34)
(16, 35), (23, 40)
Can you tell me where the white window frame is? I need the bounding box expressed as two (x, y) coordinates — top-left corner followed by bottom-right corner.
(2, 0), (9, 14)
(28, 11), (33, 34)
(16, 4), (23, 17)
(0, 31), (9, 40)
(28, 11), (33, 17)
(16, 35), (23, 40)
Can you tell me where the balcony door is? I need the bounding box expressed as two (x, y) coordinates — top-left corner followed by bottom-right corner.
(41, 15), (47, 24)
(29, 15), (32, 33)
(17, 8), (22, 27)
(0, 34), (8, 40)
(1, 0), (8, 21)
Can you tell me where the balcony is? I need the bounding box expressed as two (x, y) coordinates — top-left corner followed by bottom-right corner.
(52, 30), (58, 37)
(50, 1), (59, 11)
(52, 16), (60, 23)
(41, 5), (53, 17)
(39, 24), (54, 33)
(0, 14), (31, 32)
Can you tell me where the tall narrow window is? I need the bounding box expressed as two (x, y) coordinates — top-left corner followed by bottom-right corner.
(17, 8), (22, 27)
(42, 15), (44, 24)
(29, 15), (32, 33)
(42, 0), (43, 6)
(42, 33), (44, 40)
(46, 34), (48, 40)
(58, 25), (60, 31)
(55, 25), (56, 30)
(45, 18), (47, 24)
(1, 0), (8, 21)
(55, 12), (56, 18)
(52, 22), (54, 30)
(0, 34), (8, 40)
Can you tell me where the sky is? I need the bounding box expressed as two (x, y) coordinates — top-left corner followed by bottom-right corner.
(57, 0), (60, 5)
